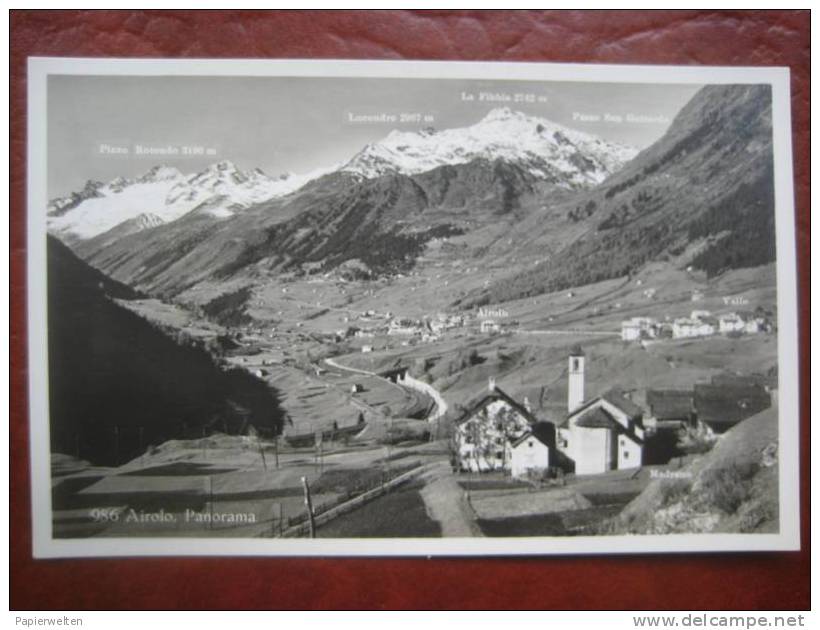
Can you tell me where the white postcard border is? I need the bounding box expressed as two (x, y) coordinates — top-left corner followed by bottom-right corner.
(26, 57), (800, 558)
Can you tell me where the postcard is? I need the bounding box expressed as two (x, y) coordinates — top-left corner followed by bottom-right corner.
(26, 58), (799, 557)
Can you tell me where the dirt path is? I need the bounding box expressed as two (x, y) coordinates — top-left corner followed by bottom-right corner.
(419, 461), (483, 537)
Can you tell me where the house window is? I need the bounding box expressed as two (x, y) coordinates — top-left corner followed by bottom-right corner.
(623, 451), (629, 459)
(496, 451), (504, 460)
(528, 441), (534, 448)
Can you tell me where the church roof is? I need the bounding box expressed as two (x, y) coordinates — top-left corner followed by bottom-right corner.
(573, 406), (645, 445)
(601, 389), (644, 419)
(574, 407), (618, 429)
(566, 388), (644, 423)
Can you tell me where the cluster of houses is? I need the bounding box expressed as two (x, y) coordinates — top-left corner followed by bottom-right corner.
(336, 305), (518, 344)
(454, 346), (774, 479)
(337, 312), (466, 346)
(479, 319), (521, 334)
(621, 309), (772, 342)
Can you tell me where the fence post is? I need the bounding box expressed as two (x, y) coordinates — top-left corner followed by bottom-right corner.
(258, 436), (267, 471)
(301, 476), (316, 538)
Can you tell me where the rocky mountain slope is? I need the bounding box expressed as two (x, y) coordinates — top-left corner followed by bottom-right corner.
(459, 84), (776, 307)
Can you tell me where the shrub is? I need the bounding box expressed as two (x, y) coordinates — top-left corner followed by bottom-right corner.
(677, 423), (717, 455)
(379, 427), (430, 446)
(738, 502), (775, 532)
(202, 287), (254, 327)
(700, 463), (758, 515)
(658, 477), (692, 508)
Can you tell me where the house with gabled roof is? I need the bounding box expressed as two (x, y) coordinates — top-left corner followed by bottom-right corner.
(557, 347), (645, 475)
(454, 377), (558, 474)
(645, 389), (695, 430)
(509, 423), (557, 478)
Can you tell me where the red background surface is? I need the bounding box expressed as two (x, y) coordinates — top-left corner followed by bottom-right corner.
(9, 10), (810, 610)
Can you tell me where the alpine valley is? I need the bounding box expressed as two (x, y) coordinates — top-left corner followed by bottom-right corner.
(47, 84), (782, 539)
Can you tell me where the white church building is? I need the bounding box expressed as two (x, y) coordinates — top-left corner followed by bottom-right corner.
(557, 346), (646, 475)
(452, 346), (645, 478)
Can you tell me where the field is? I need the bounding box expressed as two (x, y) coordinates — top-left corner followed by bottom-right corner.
(85, 256), (778, 540)
(463, 469), (649, 536)
(316, 481), (441, 538)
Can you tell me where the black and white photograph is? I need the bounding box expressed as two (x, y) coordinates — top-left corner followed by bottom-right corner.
(26, 58), (799, 557)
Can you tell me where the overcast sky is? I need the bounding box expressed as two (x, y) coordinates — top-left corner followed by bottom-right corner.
(48, 75), (702, 197)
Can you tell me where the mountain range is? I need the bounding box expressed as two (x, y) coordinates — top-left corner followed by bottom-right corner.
(48, 162), (333, 243)
(48, 88), (776, 310)
(458, 84), (775, 307)
(49, 108), (633, 243)
(340, 106), (636, 183)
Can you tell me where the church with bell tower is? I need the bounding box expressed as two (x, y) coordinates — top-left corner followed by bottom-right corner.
(558, 345), (646, 475)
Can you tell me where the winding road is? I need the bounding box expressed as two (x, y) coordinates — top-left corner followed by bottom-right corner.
(324, 356), (448, 422)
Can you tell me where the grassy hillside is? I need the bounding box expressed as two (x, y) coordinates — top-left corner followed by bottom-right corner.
(459, 84), (776, 307)
(47, 237), (286, 466)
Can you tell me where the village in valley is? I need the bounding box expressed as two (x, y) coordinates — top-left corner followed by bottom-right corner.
(51, 257), (777, 540)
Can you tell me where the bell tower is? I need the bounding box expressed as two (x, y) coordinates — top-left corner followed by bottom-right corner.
(567, 345), (585, 413)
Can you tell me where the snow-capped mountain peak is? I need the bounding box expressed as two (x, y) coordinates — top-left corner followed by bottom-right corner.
(342, 107), (637, 186)
(47, 161), (330, 242)
(137, 165), (183, 183)
(479, 106), (524, 123)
